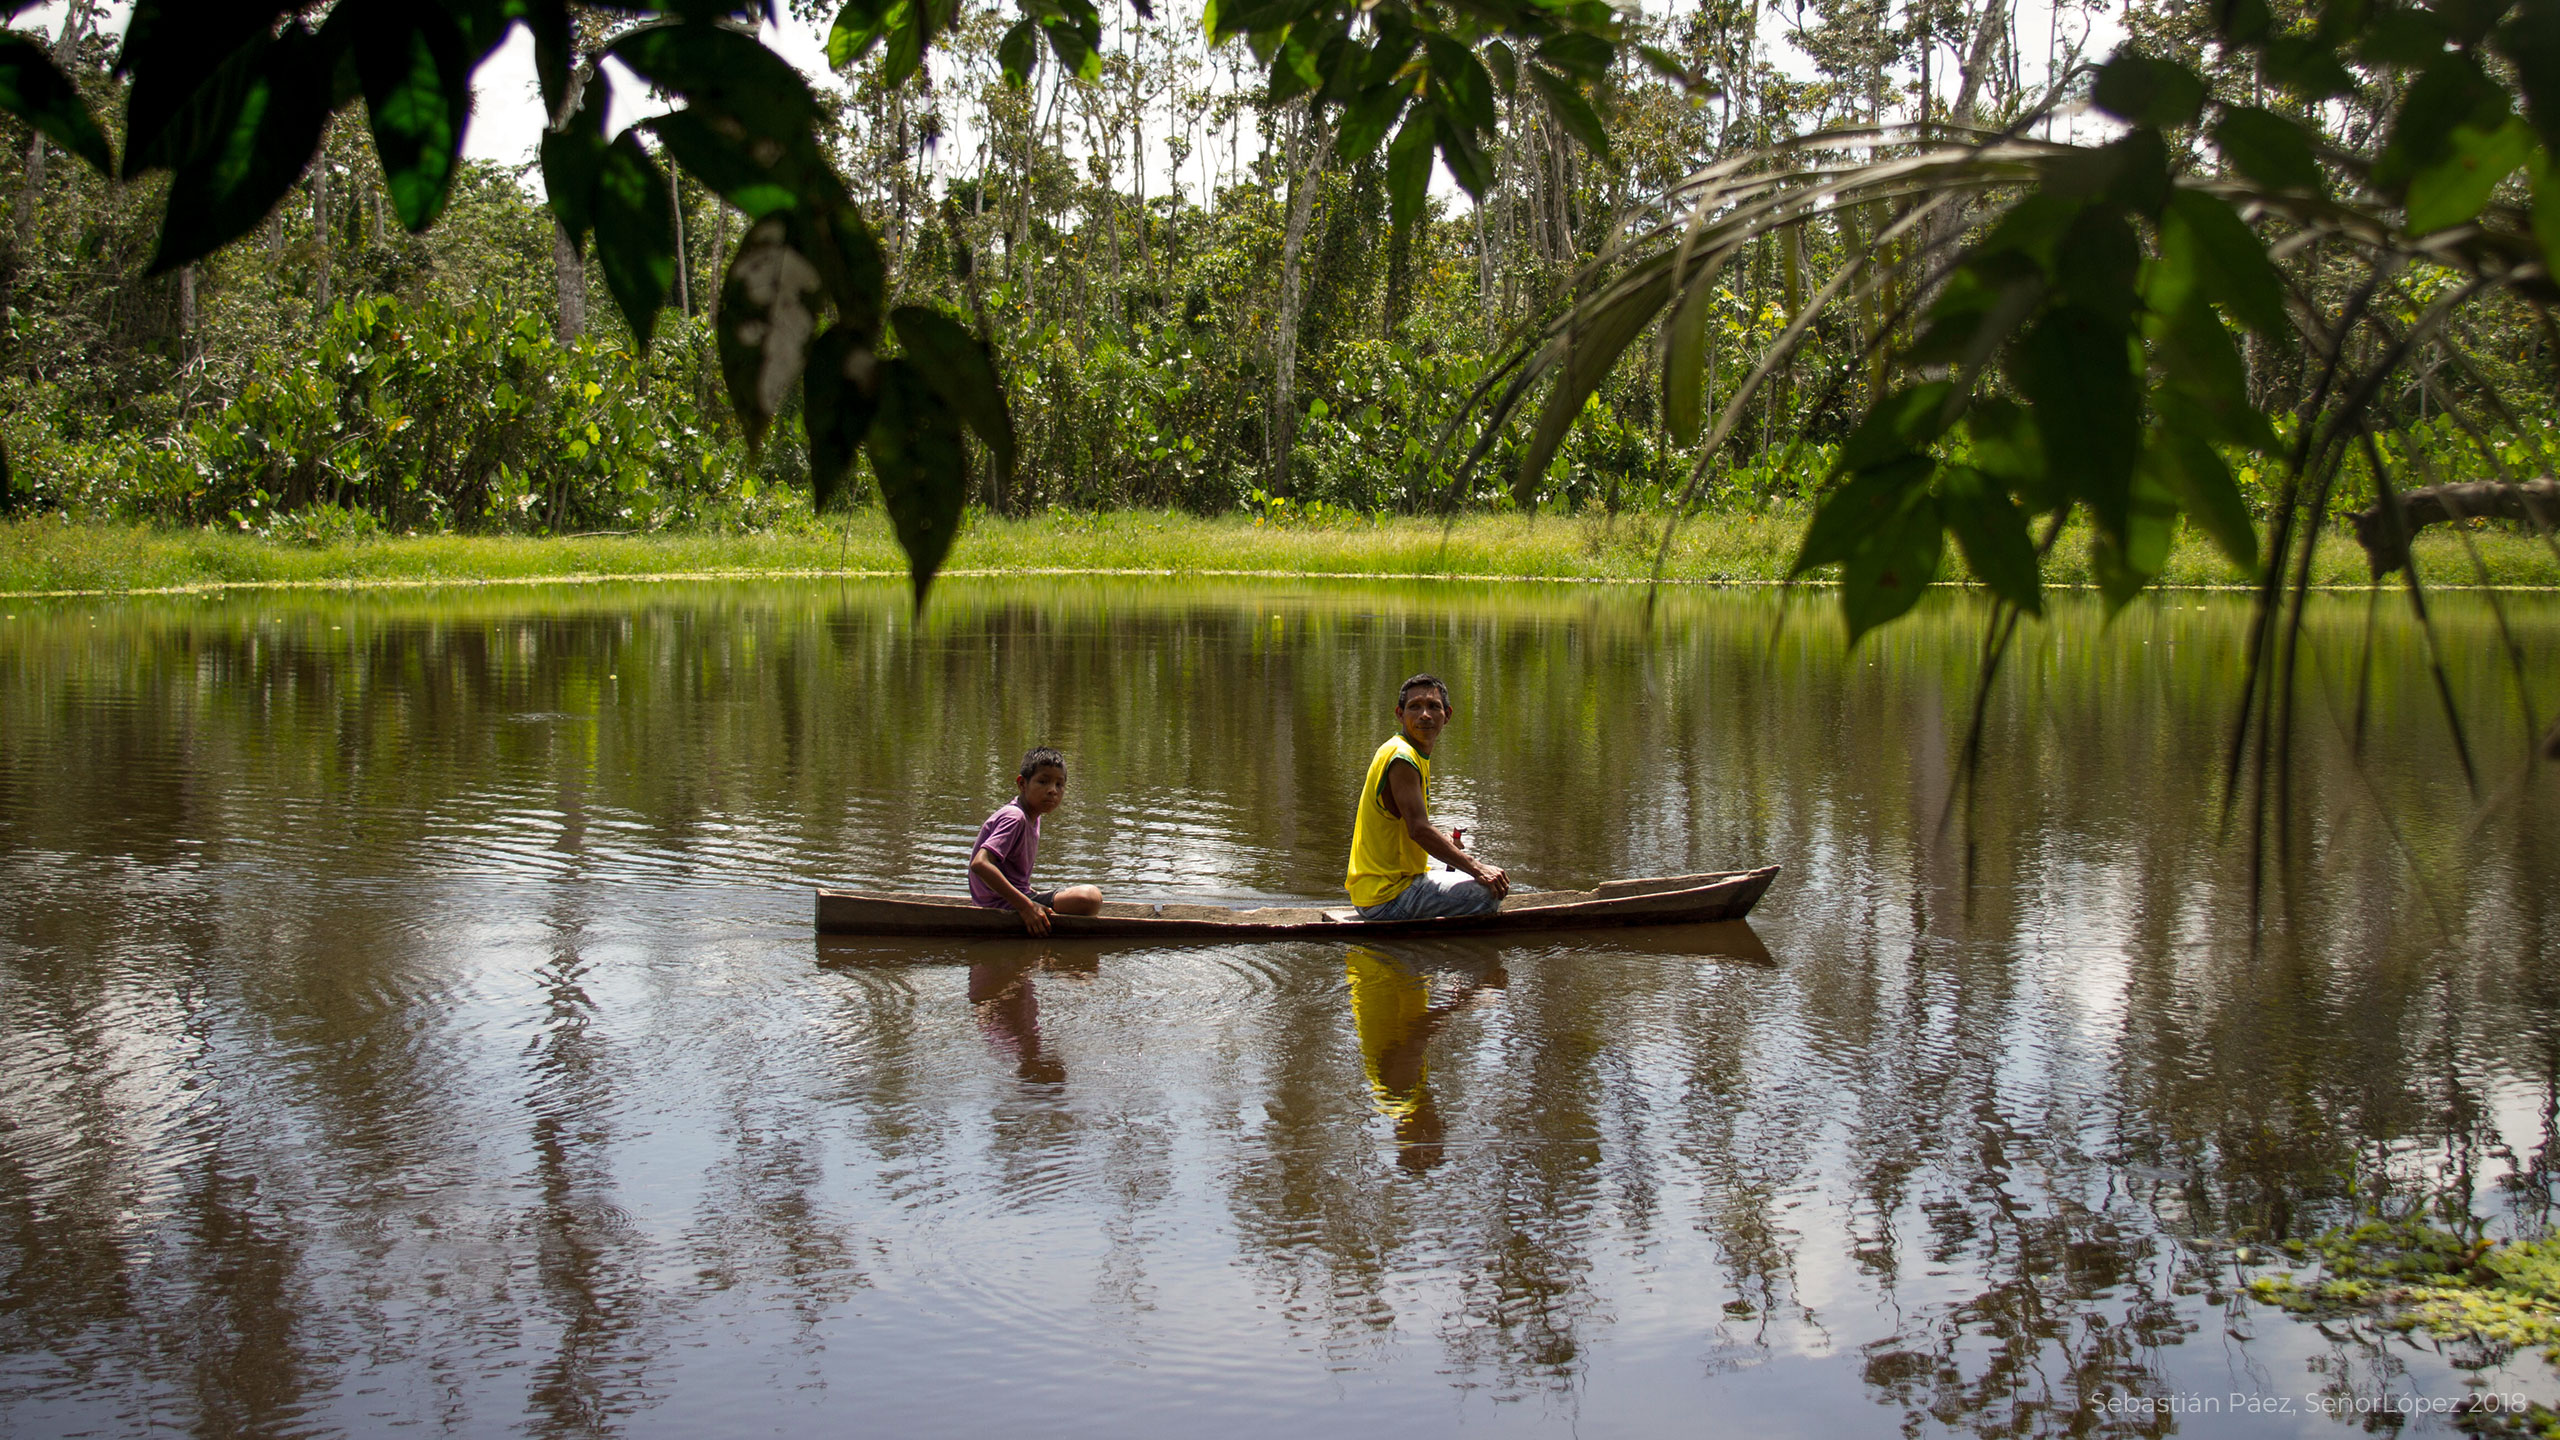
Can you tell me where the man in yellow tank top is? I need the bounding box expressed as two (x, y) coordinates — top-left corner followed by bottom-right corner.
(1344, 674), (1510, 920)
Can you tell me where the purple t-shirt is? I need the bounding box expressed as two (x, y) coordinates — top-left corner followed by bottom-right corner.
(968, 800), (1041, 907)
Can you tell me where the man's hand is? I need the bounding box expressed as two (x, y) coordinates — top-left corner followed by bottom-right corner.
(1468, 863), (1510, 901)
(1014, 898), (1054, 936)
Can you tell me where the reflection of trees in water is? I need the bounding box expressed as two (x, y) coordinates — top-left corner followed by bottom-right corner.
(0, 583), (2549, 1431)
(685, 961), (869, 1341)
(1858, 1214), (2197, 1436)
(958, 948), (1174, 1334)
(1219, 939), (1621, 1393)
(160, 1156), (312, 1436)
(522, 909), (656, 1440)
(1222, 941), (1405, 1356)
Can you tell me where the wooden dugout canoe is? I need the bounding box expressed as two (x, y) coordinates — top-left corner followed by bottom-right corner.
(813, 865), (1779, 939)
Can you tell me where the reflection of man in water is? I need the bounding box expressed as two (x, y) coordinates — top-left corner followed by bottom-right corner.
(1345, 945), (1505, 1171)
(970, 957), (1066, 1085)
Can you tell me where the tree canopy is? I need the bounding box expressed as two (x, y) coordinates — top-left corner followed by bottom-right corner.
(0, 0), (1629, 601)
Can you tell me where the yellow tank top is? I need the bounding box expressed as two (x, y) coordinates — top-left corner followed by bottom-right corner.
(1345, 734), (1430, 907)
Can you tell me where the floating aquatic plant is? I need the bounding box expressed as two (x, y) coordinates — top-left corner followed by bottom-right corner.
(2243, 1220), (2560, 1368)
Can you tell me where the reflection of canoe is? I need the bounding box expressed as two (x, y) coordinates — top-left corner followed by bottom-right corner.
(813, 866), (1779, 938)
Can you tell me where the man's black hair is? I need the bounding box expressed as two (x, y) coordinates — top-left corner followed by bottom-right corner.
(1019, 746), (1067, 779)
(1396, 674), (1450, 707)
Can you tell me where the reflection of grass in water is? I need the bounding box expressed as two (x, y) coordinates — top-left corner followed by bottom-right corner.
(4, 510), (2555, 594)
(2246, 1219), (2560, 1390)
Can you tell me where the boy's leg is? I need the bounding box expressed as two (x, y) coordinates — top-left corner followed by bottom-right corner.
(1051, 884), (1103, 916)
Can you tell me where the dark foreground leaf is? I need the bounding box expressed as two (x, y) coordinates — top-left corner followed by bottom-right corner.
(2404, 114), (2532, 232)
(2092, 462), (2180, 610)
(2093, 53), (2207, 128)
(2148, 410), (2262, 577)
(539, 81), (607, 252)
(646, 109), (810, 220)
(804, 326), (880, 515)
(719, 216), (826, 452)
(1794, 455), (1933, 574)
(149, 23), (333, 274)
(866, 359), (969, 607)
(118, 3), (292, 178)
(2211, 105), (2325, 195)
(0, 34), (111, 174)
(1939, 464), (2042, 614)
(614, 20), (821, 142)
(353, 2), (471, 232)
(1841, 490), (1945, 644)
(592, 133), (675, 345)
(890, 305), (1016, 482)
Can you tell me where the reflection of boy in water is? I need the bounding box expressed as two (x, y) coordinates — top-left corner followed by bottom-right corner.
(970, 957), (1067, 1085)
(1345, 945), (1505, 1171)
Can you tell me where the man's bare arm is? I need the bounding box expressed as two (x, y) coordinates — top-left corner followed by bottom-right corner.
(1383, 762), (1509, 898)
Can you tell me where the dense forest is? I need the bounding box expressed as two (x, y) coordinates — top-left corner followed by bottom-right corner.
(0, 0), (2552, 550)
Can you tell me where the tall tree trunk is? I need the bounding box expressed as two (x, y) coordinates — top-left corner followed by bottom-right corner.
(1013, 122), (1030, 290)
(178, 264), (196, 342)
(1269, 102), (1328, 498)
(1547, 124), (1573, 268)
(312, 127), (333, 317)
(1130, 84), (1153, 285)
(7, 1), (92, 335)
(552, 221), (586, 342)
(1384, 209), (1416, 338)
(16, 134), (43, 262)
(671, 175), (689, 316)
(1777, 223), (1803, 422)
(888, 92), (911, 275)
(547, 60), (594, 342)
(1914, 0), (2013, 289)
(710, 199), (729, 321)
(17, 0), (89, 250)
(1948, 0), (2008, 123)
(1092, 110), (1124, 327)
(947, 195), (1009, 517)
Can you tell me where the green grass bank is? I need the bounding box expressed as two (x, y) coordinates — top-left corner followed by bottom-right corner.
(3, 509), (2554, 596)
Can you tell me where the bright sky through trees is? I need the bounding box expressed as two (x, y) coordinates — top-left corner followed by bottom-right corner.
(15, 0), (2123, 213)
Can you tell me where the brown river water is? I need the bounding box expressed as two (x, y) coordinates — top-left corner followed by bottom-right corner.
(0, 576), (2553, 1438)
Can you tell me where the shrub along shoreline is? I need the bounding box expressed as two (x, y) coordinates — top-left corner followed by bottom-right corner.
(3, 510), (2554, 597)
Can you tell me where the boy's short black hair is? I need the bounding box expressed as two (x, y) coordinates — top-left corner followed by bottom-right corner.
(1397, 674), (1450, 707)
(1019, 746), (1067, 779)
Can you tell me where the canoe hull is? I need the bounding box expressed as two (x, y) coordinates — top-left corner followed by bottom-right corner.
(813, 866), (1779, 939)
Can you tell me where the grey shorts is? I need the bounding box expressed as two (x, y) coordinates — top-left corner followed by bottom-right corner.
(1355, 869), (1502, 922)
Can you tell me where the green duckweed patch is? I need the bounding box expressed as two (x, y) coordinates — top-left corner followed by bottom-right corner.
(2246, 1220), (2560, 1381)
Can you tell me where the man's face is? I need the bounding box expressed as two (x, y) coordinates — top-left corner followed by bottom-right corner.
(1395, 686), (1451, 748)
(1018, 765), (1068, 815)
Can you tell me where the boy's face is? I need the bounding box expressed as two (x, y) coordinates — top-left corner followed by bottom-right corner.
(1395, 686), (1452, 750)
(1017, 764), (1068, 816)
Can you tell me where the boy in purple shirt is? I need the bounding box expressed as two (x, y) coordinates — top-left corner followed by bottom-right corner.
(969, 747), (1104, 935)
